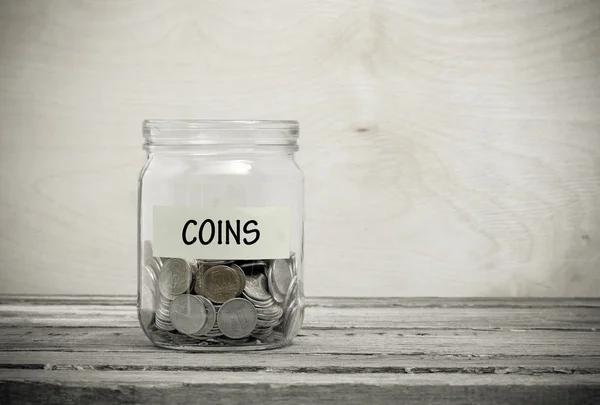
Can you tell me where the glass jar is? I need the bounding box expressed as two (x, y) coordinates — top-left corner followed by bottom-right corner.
(137, 120), (304, 351)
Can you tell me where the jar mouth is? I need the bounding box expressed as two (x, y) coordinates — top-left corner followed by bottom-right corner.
(143, 119), (299, 150)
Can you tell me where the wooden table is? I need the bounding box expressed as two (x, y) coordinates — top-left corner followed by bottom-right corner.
(0, 297), (599, 404)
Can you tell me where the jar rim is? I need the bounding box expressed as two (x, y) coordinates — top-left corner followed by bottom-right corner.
(143, 119), (299, 150)
(143, 119), (299, 131)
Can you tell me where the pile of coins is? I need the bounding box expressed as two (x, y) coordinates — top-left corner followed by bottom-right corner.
(140, 242), (301, 345)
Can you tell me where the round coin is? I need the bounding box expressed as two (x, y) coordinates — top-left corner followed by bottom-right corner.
(139, 284), (156, 326)
(244, 273), (271, 301)
(141, 264), (157, 294)
(230, 264), (246, 296)
(284, 302), (304, 340)
(201, 265), (242, 304)
(146, 257), (162, 279)
(192, 295), (217, 336)
(271, 259), (293, 297)
(155, 317), (176, 332)
(217, 298), (257, 339)
(283, 276), (298, 310)
(267, 264), (285, 303)
(159, 259), (192, 299)
(169, 295), (207, 336)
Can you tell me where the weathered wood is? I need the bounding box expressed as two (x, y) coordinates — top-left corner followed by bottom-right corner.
(1, 371), (599, 405)
(1, 327), (599, 357)
(0, 297), (599, 404)
(2, 301), (599, 330)
(2, 351), (599, 375)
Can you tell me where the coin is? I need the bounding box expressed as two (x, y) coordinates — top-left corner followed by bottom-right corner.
(191, 295), (217, 336)
(200, 265), (242, 304)
(266, 265), (285, 303)
(159, 259), (192, 299)
(141, 264), (157, 293)
(284, 302), (304, 340)
(257, 305), (283, 319)
(170, 295), (207, 336)
(230, 264), (246, 296)
(246, 299), (276, 309)
(271, 259), (293, 298)
(146, 257), (162, 279)
(256, 317), (279, 327)
(217, 298), (257, 339)
(139, 283), (156, 326)
(289, 253), (297, 275)
(193, 264), (207, 294)
(283, 276), (298, 310)
(252, 326), (274, 340)
(155, 315), (176, 332)
(244, 273), (271, 301)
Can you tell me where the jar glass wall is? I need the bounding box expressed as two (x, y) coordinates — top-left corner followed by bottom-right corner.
(137, 120), (304, 351)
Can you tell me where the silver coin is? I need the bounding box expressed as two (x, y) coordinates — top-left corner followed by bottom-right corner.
(200, 265), (243, 304)
(242, 293), (275, 307)
(159, 259), (192, 299)
(198, 259), (234, 265)
(271, 259), (293, 298)
(289, 252), (297, 275)
(255, 317), (280, 327)
(283, 276), (299, 310)
(170, 295), (208, 336)
(146, 257), (162, 278)
(139, 284), (155, 327)
(257, 307), (283, 320)
(187, 259), (199, 275)
(155, 317), (176, 332)
(195, 262), (208, 277)
(284, 302), (304, 340)
(156, 308), (171, 322)
(252, 327), (274, 339)
(244, 273), (271, 301)
(193, 295), (217, 336)
(230, 264), (246, 296)
(141, 265), (157, 294)
(140, 282), (156, 311)
(217, 298), (257, 339)
(193, 264), (207, 294)
(267, 264), (285, 303)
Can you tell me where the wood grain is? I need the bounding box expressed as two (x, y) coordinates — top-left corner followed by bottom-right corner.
(2, 372), (600, 405)
(2, 297), (599, 329)
(1, 1), (600, 297)
(0, 297), (599, 404)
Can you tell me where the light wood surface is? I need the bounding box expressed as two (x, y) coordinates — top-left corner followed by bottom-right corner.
(1, 1), (600, 296)
(0, 297), (599, 404)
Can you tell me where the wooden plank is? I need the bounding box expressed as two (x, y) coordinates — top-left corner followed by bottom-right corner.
(1, 351), (599, 375)
(1, 371), (599, 405)
(1, 327), (599, 357)
(0, 298), (598, 404)
(2, 303), (599, 330)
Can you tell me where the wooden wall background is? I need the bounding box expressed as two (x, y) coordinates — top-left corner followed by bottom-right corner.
(1, 0), (599, 297)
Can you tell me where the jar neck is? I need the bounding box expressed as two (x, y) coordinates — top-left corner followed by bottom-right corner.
(145, 144), (297, 157)
(143, 119), (299, 155)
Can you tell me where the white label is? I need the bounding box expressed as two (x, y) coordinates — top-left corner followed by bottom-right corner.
(153, 206), (290, 260)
